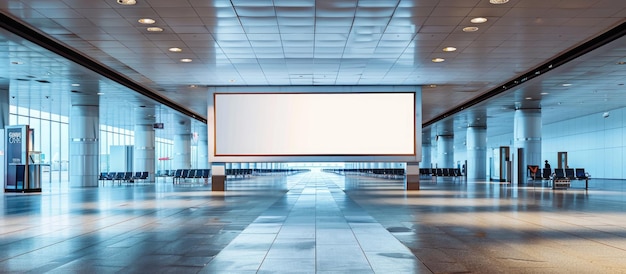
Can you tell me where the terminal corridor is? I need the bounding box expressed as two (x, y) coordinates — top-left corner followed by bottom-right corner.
(1, 172), (626, 273)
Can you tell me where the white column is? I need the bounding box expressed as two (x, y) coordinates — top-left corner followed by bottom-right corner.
(134, 121), (155, 181)
(466, 127), (487, 179)
(196, 125), (209, 169)
(514, 109), (542, 184)
(69, 101), (99, 187)
(0, 79), (8, 128)
(421, 143), (432, 168)
(437, 135), (454, 168)
(0, 80), (9, 187)
(173, 120), (192, 170)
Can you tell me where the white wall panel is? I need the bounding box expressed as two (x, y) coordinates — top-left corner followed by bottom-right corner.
(541, 106), (626, 179)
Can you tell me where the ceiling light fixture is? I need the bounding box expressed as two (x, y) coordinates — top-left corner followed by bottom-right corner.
(432, 58), (445, 63)
(470, 17), (488, 23)
(442, 47), (457, 52)
(180, 58), (192, 63)
(541, 92), (549, 95)
(71, 83), (80, 87)
(116, 0), (137, 5)
(169, 47), (182, 52)
(489, 0), (509, 4)
(462, 27), (479, 32)
(147, 27), (163, 32)
(525, 97), (532, 100)
(138, 18), (155, 24)
(97, 92), (104, 95)
(562, 83), (572, 87)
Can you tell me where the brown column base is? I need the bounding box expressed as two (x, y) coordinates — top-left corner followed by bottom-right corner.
(212, 175), (226, 191)
(406, 174), (420, 190)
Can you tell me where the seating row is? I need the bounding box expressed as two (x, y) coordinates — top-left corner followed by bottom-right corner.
(226, 169), (309, 178)
(99, 171), (149, 184)
(530, 167), (590, 189)
(323, 169), (406, 180)
(172, 169), (210, 184)
(420, 168), (463, 177)
(550, 168), (590, 189)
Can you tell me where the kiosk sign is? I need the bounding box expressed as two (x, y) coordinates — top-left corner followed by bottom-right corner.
(6, 127), (25, 164)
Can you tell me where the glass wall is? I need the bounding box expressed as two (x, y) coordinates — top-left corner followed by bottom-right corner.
(9, 105), (176, 183)
(10, 106), (69, 183)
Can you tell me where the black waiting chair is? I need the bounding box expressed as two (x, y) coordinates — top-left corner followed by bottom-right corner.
(564, 168), (575, 180)
(575, 168), (588, 180)
(553, 169), (566, 179)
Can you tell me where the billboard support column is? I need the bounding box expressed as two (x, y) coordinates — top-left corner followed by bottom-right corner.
(406, 162), (420, 190)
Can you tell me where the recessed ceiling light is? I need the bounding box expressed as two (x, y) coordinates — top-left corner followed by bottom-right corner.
(462, 27), (479, 32)
(138, 18), (156, 24)
(442, 47), (457, 52)
(541, 92), (549, 95)
(431, 58), (445, 63)
(470, 17), (488, 23)
(147, 27), (163, 32)
(97, 92), (104, 95)
(116, 0), (137, 5)
(180, 58), (192, 63)
(169, 47), (182, 52)
(562, 83), (572, 87)
(489, 0), (509, 4)
(71, 83), (80, 87)
(525, 97), (532, 100)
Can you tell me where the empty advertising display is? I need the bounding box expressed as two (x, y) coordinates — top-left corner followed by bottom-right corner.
(213, 92), (416, 158)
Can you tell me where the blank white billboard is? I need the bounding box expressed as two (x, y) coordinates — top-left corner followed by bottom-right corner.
(214, 92), (415, 156)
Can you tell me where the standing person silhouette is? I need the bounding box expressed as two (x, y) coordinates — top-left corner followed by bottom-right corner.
(544, 160), (551, 169)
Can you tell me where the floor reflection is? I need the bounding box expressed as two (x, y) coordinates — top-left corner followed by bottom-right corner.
(1, 172), (626, 273)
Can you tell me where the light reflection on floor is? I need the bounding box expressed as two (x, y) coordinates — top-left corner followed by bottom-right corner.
(1, 171), (626, 273)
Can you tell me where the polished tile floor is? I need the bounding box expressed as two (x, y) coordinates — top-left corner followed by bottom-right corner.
(1, 171), (626, 273)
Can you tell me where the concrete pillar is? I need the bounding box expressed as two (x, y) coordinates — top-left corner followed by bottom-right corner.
(134, 108), (155, 181)
(406, 162), (419, 190)
(421, 143), (432, 169)
(0, 79), (8, 128)
(0, 80), (9, 187)
(173, 119), (192, 170)
(437, 135), (454, 168)
(69, 95), (99, 187)
(514, 108), (542, 184)
(466, 127), (487, 179)
(211, 162), (226, 191)
(196, 125), (209, 169)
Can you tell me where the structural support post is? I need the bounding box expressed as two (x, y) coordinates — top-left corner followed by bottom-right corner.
(513, 108), (542, 184)
(437, 135), (454, 168)
(69, 102), (99, 187)
(406, 162), (420, 190)
(466, 126), (487, 179)
(211, 162), (226, 191)
(0, 80), (8, 188)
(173, 120), (192, 170)
(133, 125), (155, 181)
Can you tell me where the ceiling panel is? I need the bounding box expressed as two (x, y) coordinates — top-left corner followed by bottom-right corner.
(0, 0), (625, 144)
